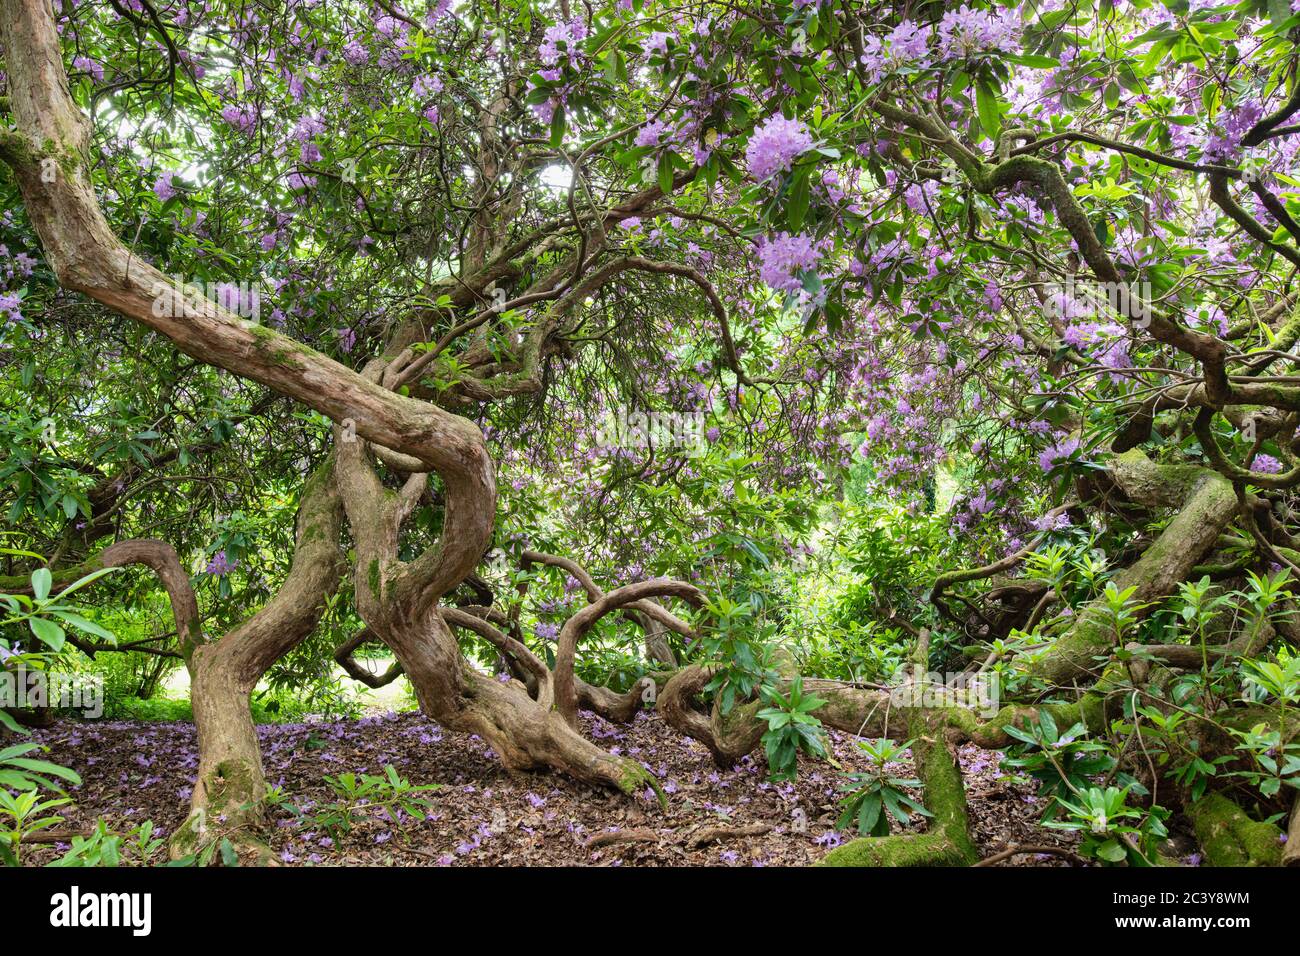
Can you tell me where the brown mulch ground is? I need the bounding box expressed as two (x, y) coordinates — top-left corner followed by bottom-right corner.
(22, 710), (1092, 866)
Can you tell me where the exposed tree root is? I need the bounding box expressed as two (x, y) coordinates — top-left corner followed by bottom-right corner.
(974, 844), (1089, 867)
(1028, 451), (1237, 686)
(583, 822), (772, 850)
(686, 822), (772, 847)
(658, 664), (763, 767)
(576, 676), (656, 723)
(1187, 793), (1284, 867)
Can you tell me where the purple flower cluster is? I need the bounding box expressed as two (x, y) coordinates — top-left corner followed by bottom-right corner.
(72, 55), (105, 83)
(153, 173), (178, 202)
(756, 232), (822, 294)
(539, 20), (588, 68)
(1204, 101), (1264, 163)
(935, 5), (1020, 60)
(1031, 512), (1071, 532)
(341, 39), (369, 66)
(858, 8), (1018, 81)
(0, 292), (23, 324)
(858, 20), (930, 81)
(1037, 436), (1080, 473)
(220, 103), (258, 136)
(205, 550), (237, 575)
(213, 282), (257, 316)
(636, 119), (668, 148)
(1253, 453), (1283, 474)
(745, 115), (813, 182)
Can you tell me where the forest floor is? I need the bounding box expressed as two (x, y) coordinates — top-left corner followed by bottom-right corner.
(20, 710), (1184, 866)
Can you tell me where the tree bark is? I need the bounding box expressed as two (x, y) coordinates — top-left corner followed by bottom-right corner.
(1029, 450), (1237, 686)
(170, 462), (344, 860)
(331, 367), (664, 799)
(551, 578), (702, 728)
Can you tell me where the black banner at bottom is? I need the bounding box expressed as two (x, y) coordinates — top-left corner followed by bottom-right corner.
(2, 864), (1287, 944)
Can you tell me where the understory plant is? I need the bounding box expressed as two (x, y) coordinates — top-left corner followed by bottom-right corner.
(835, 738), (931, 837)
(274, 766), (442, 843)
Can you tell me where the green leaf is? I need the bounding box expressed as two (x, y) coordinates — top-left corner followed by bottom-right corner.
(28, 616), (65, 651)
(858, 792), (882, 834)
(4, 757), (81, 786)
(549, 105), (566, 148)
(657, 154), (674, 194)
(0, 710), (26, 736)
(0, 742), (42, 761)
(55, 566), (118, 599)
(1006, 53), (1061, 69)
(219, 837), (241, 866)
(976, 80), (1001, 141)
(30, 567), (51, 602)
(49, 612), (114, 641)
(1097, 839), (1127, 862)
(787, 170), (810, 231)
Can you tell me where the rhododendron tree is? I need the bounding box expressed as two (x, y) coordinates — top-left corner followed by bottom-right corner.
(2, 0), (1300, 869)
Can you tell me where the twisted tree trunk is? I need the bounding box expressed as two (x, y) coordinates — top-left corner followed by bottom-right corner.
(329, 360), (664, 799)
(7, 464), (346, 861)
(0, 0), (695, 812)
(171, 462), (344, 860)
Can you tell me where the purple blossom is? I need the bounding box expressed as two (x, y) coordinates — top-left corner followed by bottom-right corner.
(342, 40), (369, 66)
(220, 104), (257, 135)
(645, 31), (672, 55)
(745, 115), (814, 181)
(0, 293), (23, 324)
(205, 550), (237, 575)
(1038, 436), (1080, 473)
(1031, 512), (1071, 532)
(935, 5), (1020, 61)
(153, 173), (179, 202)
(72, 56), (105, 83)
(636, 119), (668, 148)
(756, 231), (822, 294)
